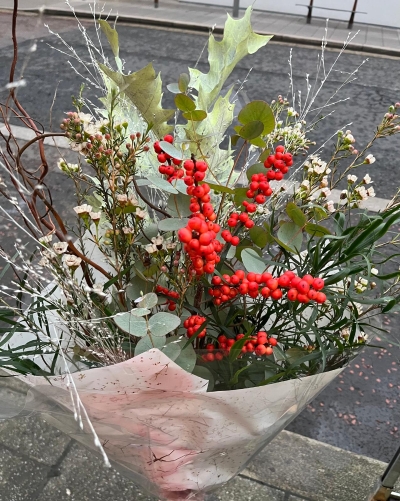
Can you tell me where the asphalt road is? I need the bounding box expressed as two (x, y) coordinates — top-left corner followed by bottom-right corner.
(0, 12), (399, 463)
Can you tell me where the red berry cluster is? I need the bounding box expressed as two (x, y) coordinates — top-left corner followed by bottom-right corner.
(263, 145), (293, 179)
(221, 146), (293, 244)
(208, 269), (326, 305)
(155, 135), (184, 183)
(183, 315), (207, 338)
(201, 332), (278, 362)
(155, 285), (179, 311)
(177, 159), (223, 275)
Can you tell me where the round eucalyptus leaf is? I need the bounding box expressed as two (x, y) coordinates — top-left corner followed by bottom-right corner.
(138, 292), (158, 309)
(161, 340), (181, 361)
(174, 93), (196, 112)
(134, 334), (166, 356)
(148, 312), (181, 337)
(114, 312), (147, 337)
(159, 140), (183, 160)
(174, 343), (196, 373)
(158, 217), (189, 232)
(192, 366), (215, 391)
(238, 120), (264, 140)
(130, 307), (151, 317)
(146, 175), (179, 194)
(241, 248), (267, 273)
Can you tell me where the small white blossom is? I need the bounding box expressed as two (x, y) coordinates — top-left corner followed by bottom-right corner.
(77, 112), (93, 125)
(371, 268), (378, 276)
(74, 204), (92, 216)
(320, 176), (329, 188)
(135, 209), (147, 219)
(344, 133), (355, 144)
(90, 211), (101, 222)
(347, 174), (357, 184)
(325, 200), (335, 213)
(364, 154), (376, 164)
(64, 254), (82, 269)
(357, 331), (368, 344)
(152, 235), (164, 248)
(39, 234), (53, 245)
(301, 180), (310, 189)
(145, 243), (157, 254)
(320, 187), (331, 198)
(165, 242), (177, 250)
(367, 187), (375, 197)
(355, 186), (368, 200)
(52, 242), (69, 255)
(122, 227), (134, 235)
(363, 174), (372, 184)
(57, 158), (79, 173)
(116, 194), (128, 206)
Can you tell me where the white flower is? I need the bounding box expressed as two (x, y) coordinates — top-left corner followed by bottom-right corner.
(325, 200), (335, 213)
(301, 180), (310, 189)
(135, 209), (147, 219)
(57, 158), (79, 173)
(320, 176), (329, 188)
(78, 112), (93, 125)
(145, 244), (157, 254)
(64, 255), (82, 269)
(320, 188), (331, 198)
(357, 331), (368, 344)
(39, 234), (53, 245)
(367, 187), (375, 197)
(165, 242), (177, 250)
(344, 133), (355, 144)
(347, 174), (357, 184)
(127, 194), (139, 206)
(74, 204), (92, 216)
(355, 186), (368, 200)
(371, 268), (379, 276)
(364, 154), (376, 165)
(116, 194), (128, 206)
(38, 257), (49, 267)
(122, 227), (134, 235)
(363, 174), (372, 184)
(152, 235), (164, 248)
(340, 190), (348, 200)
(89, 211), (101, 222)
(52, 242), (69, 255)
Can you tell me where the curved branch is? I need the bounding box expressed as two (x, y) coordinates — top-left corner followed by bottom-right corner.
(16, 132), (66, 165)
(132, 175), (171, 219)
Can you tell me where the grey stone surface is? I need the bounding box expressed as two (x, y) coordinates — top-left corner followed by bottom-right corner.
(0, 415), (71, 465)
(0, 446), (49, 501)
(244, 431), (386, 501)
(207, 476), (285, 501)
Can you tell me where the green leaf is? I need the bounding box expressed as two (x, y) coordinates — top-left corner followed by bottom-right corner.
(161, 337), (182, 361)
(114, 312), (148, 337)
(235, 239), (262, 260)
(130, 307), (151, 317)
(134, 334), (166, 356)
(241, 248), (266, 273)
(159, 140), (183, 160)
(174, 342), (196, 373)
(138, 292), (158, 309)
(148, 312), (181, 337)
(246, 163), (266, 181)
(146, 175), (179, 194)
(192, 366), (214, 391)
(167, 83), (180, 94)
(158, 217), (189, 231)
(231, 134), (241, 147)
(182, 110), (208, 121)
(204, 182), (234, 194)
(276, 222), (303, 253)
(286, 202), (307, 227)
(175, 93), (196, 112)
(249, 225), (270, 248)
(234, 187), (249, 207)
(188, 8), (271, 110)
(238, 100), (275, 135)
(99, 63), (174, 137)
(178, 73), (190, 92)
(98, 20), (119, 58)
(229, 336), (250, 362)
(259, 148), (271, 163)
(167, 192), (192, 218)
(237, 120), (264, 140)
(304, 223), (331, 237)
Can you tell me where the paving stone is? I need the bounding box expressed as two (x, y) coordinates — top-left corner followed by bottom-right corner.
(0, 414), (71, 465)
(0, 446), (49, 501)
(40, 442), (158, 501)
(244, 431), (386, 501)
(206, 476), (285, 501)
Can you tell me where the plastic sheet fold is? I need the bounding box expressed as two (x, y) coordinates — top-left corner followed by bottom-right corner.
(2, 349), (342, 500)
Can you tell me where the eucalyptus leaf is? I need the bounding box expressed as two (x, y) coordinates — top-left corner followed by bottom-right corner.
(286, 202), (307, 227)
(277, 222), (303, 253)
(238, 100), (275, 135)
(249, 225), (270, 248)
(158, 217), (189, 231)
(246, 163), (266, 181)
(130, 308), (151, 317)
(182, 110), (208, 121)
(167, 192), (192, 217)
(175, 93), (196, 112)
(241, 248), (266, 273)
(304, 223), (331, 237)
(134, 334), (166, 356)
(114, 312), (147, 337)
(161, 340), (182, 361)
(167, 83), (180, 94)
(138, 292), (158, 309)
(159, 140), (183, 160)
(146, 175), (179, 194)
(174, 342), (197, 373)
(178, 73), (190, 92)
(148, 312), (181, 337)
(238, 120), (264, 140)
(192, 366), (214, 391)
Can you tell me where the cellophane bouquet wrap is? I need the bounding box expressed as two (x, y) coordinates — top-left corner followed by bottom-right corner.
(1, 3), (400, 500)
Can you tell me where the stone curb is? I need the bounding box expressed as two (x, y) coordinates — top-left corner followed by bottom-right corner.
(1, 6), (400, 58)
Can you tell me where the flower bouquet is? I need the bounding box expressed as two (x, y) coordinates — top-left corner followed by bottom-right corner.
(1, 4), (400, 500)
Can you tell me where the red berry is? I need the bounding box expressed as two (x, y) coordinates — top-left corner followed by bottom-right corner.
(178, 227), (192, 243)
(245, 220), (254, 229)
(297, 294), (310, 304)
(302, 274), (314, 285)
(231, 236), (240, 246)
(227, 218), (238, 227)
(205, 353), (215, 362)
(212, 276), (222, 285)
(316, 292), (327, 304)
(307, 289), (318, 300)
(163, 134), (174, 143)
(255, 345), (267, 356)
(157, 153), (167, 163)
(271, 289), (283, 300)
(297, 280), (310, 294)
(312, 278), (325, 290)
(277, 275), (290, 287)
(261, 287), (271, 298)
(265, 346), (273, 356)
(287, 288), (298, 301)
(268, 337), (278, 346)
(275, 145), (285, 153)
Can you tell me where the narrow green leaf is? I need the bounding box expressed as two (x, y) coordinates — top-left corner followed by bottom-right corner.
(204, 182), (234, 194)
(304, 223), (331, 237)
(175, 93), (196, 112)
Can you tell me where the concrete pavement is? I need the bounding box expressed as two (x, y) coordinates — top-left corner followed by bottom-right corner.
(1, 0), (400, 56)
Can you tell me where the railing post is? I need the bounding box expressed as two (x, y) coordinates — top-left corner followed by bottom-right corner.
(232, 0), (240, 18)
(348, 0), (358, 28)
(154, 0), (159, 8)
(306, 0), (313, 23)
